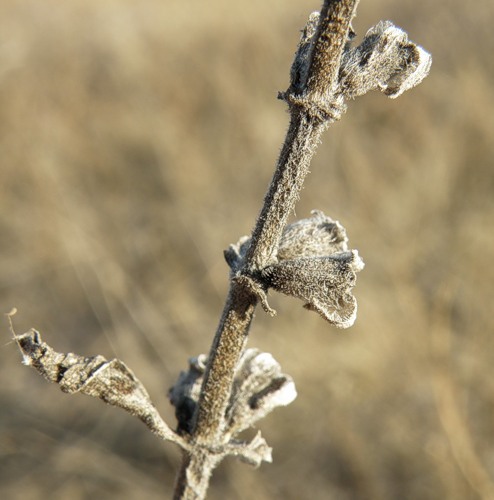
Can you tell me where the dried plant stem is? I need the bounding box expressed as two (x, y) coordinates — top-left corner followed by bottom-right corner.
(173, 450), (221, 500)
(246, 114), (328, 270)
(176, 116), (327, 498)
(193, 285), (257, 443)
(174, 2), (360, 498)
(10, 0), (431, 498)
(176, 144), (328, 498)
(193, 114), (327, 443)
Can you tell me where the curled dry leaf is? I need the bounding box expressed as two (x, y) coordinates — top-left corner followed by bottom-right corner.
(339, 20), (432, 99)
(289, 12), (321, 95)
(168, 354), (207, 435)
(262, 251), (364, 328)
(277, 210), (348, 260)
(226, 432), (273, 467)
(170, 348), (296, 441)
(15, 329), (184, 446)
(282, 11), (431, 124)
(225, 210), (349, 269)
(169, 349), (293, 467)
(225, 211), (364, 327)
(226, 349), (297, 436)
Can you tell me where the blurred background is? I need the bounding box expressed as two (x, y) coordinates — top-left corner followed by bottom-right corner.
(1, 0), (493, 498)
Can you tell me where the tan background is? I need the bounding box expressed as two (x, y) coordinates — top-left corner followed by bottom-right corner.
(1, 0), (493, 498)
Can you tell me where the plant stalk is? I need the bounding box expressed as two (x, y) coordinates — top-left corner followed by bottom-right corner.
(173, 449), (221, 500)
(173, 1), (359, 498)
(245, 112), (328, 270)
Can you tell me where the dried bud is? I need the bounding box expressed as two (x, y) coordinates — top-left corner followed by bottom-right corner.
(282, 13), (431, 123)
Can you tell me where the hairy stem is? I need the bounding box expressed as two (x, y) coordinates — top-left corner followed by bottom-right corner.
(193, 284), (257, 443)
(174, 111), (329, 500)
(173, 450), (221, 500)
(245, 112), (327, 270)
(173, 1), (363, 498)
(306, 0), (359, 98)
(11, 1), (431, 498)
(173, 285), (256, 499)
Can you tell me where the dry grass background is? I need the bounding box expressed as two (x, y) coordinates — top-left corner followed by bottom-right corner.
(1, 0), (493, 498)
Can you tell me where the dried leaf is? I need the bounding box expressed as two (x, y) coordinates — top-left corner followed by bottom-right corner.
(339, 20), (432, 99)
(15, 329), (184, 446)
(226, 349), (297, 435)
(170, 349), (296, 439)
(224, 235), (250, 273)
(224, 210), (348, 271)
(226, 432), (273, 467)
(224, 211), (364, 326)
(289, 12), (320, 93)
(262, 251), (364, 328)
(277, 210), (348, 260)
(168, 355), (207, 435)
